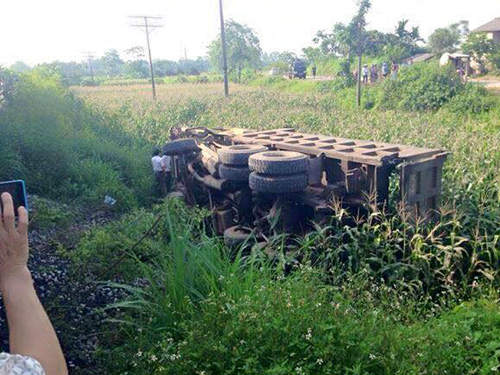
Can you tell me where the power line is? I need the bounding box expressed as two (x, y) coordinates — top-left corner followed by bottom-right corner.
(129, 15), (164, 101)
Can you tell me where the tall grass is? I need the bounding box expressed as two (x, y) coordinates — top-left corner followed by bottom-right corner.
(0, 68), (154, 209)
(69, 78), (500, 374)
(89, 199), (500, 375)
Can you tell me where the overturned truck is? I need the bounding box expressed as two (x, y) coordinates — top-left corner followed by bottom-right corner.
(164, 127), (448, 246)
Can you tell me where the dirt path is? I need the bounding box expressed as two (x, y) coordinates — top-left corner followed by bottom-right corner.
(306, 75), (335, 81)
(469, 75), (500, 91)
(0, 205), (127, 375)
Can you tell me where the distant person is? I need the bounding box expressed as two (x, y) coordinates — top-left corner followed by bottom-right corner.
(312, 65), (317, 79)
(382, 62), (389, 79)
(370, 64), (378, 83)
(391, 61), (399, 80)
(362, 64), (369, 84)
(152, 149), (167, 197)
(162, 152), (172, 193)
(0, 192), (68, 375)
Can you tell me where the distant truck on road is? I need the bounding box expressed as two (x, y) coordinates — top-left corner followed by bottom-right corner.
(288, 60), (307, 79)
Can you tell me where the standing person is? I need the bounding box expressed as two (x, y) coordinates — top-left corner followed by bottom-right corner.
(162, 152), (172, 193)
(152, 149), (167, 197)
(382, 62), (389, 79)
(362, 64), (369, 84)
(391, 61), (399, 80)
(0, 192), (68, 375)
(312, 64), (317, 79)
(370, 64), (378, 83)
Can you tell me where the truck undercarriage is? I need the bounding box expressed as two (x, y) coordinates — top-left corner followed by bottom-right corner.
(164, 126), (448, 248)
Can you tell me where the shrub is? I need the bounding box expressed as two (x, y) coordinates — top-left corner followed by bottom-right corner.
(377, 63), (463, 111)
(0, 68), (153, 209)
(73, 208), (159, 279)
(445, 83), (497, 114)
(127, 293), (500, 375)
(73, 199), (210, 280)
(98, 206), (500, 375)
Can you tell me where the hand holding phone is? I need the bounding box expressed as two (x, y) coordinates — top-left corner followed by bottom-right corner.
(0, 180), (28, 217)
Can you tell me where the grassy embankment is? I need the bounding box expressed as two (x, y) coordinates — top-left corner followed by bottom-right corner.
(2, 65), (500, 374)
(72, 70), (500, 374)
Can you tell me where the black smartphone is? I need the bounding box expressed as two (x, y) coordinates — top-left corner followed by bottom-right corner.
(0, 180), (28, 216)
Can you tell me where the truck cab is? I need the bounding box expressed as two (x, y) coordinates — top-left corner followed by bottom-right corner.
(289, 60), (307, 79)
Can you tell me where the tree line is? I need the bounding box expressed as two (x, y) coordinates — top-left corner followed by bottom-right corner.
(206, 1), (500, 82)
(7, 0), (500, 86)
(9, 47), (210, 86)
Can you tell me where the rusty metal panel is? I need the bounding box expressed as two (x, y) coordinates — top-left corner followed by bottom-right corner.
(400, 153), (447, 221)
(232, 128), (443, 166)
(227, 127), (448, 219)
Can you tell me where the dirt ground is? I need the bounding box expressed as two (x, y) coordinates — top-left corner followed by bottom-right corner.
(469, 75), (500, 92)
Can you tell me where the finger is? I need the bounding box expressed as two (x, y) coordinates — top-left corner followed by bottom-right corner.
(1, 193), (15, 233)
(17, 206), (29, 237)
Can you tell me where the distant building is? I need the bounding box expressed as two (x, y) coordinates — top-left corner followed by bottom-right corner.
(472, 17), (500, 43)
(404, 53), (434, 65)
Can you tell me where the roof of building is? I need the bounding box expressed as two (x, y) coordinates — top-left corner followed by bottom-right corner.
(472, 17), (500, 33)
(406, 53), (435, 63)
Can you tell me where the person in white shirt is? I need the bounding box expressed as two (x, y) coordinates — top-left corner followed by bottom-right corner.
(162, 153), (172, 194)
(151, 149), (171, 197)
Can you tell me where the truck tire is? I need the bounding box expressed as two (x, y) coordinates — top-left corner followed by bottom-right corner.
(163, 138), (199, 155)
(224, 226), (253, 248)
(249, 151), (308, 175)
(218, 145), (268, 165)
(219, 164), (251, 182)
(249, 172), (308, 194)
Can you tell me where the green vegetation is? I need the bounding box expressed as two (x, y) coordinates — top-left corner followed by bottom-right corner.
(0, 67), (154, 209)
(1, 62), (500, 374)
(428, 21), (469, 54)
(208, 19), (262, 83)
(87, 199), (500, 375)
(68, 75), (500, 374)
(252, 62), (497, 113)
(10, 50), (210, 86)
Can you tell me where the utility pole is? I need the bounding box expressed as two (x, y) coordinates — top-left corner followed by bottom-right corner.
(84, 52), (95, 84)
(219, 0), (229, 97)
(129, 15), (164, 101)
(356, 26), (363, 108)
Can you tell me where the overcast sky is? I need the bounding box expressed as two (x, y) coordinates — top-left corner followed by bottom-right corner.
(1, 0), (498, 66)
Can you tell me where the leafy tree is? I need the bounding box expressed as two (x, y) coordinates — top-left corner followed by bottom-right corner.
(123, 46), (149, 78)
(262, 51), (298, 66)
(312, 0), (371, 82)
(123, 60), (149, 78)
(178, 58), (210, 76)
(124, 46), (145, 61)
(462, 33), (498, 64)
(313, 23), (356, 57)
(208, 20), (262, 82)
(312, 16), (423, 65)
(394, 19), (424, 55)
(428, 21), (469, 55)
(395, 20), (424, 46)
(154, 60), (179, 77)
(35, 61), (87, 86)
(301, 47), (322, 64)
(10, 61), (31, 73)
(96, 49), (124, 77)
